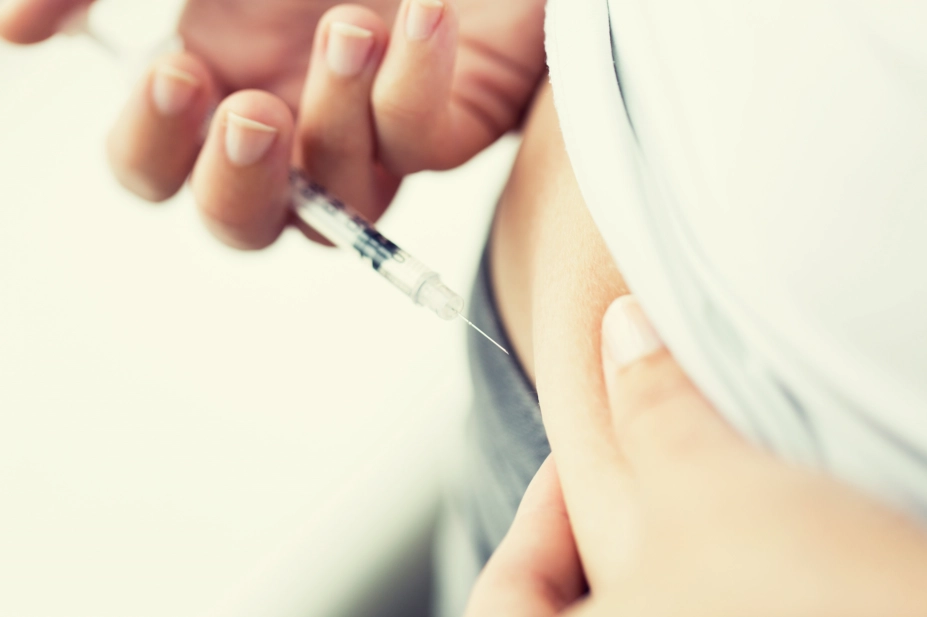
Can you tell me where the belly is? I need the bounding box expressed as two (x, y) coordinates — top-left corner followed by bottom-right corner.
(490, 82), (627, 384)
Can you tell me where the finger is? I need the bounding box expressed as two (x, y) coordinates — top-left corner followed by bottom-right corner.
(373, 0), (545, 174)
(371, 0), (459, 174)
(191, 91), (294, 250)
(464, 458), (586, 617)
(107, 53), (218, 202)
(0, 0), (88, 44)
(297, 5), (398, 223)
(601, 295), (743, 474)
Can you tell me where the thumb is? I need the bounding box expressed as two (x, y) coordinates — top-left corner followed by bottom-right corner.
(463, 457), (586, 617)
(600, 295), (742, 473)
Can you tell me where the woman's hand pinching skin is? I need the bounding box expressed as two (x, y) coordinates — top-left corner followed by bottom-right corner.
(0, 0), (545, 248)
(465, 295), (927, 617)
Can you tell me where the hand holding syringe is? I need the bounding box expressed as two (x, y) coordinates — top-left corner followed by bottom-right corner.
(66, 7), (509, 354)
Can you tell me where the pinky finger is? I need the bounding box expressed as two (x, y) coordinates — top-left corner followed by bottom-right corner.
(107, 53), (218, 202)
(0, 0), (89, 44)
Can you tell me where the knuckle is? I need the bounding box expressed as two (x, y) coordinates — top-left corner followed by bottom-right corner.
(372, 109), (443, 174)
(373, 95), (431, 132)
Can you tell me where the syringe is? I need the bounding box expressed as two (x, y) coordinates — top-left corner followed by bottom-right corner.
(290, 171), (508, 354)
(73, 18), (509, 354)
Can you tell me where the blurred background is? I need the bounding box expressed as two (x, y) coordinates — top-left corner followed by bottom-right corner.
(0, 1), (518, 615)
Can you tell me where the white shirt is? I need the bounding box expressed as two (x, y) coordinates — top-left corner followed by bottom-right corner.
(546, 0), (927, 516)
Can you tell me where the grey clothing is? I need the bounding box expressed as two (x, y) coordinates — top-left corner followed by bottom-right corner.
(433, 247), (549, 617)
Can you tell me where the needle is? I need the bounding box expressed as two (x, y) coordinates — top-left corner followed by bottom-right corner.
(458, 314), (510, 355)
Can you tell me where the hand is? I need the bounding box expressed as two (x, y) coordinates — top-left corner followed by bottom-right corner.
(465, 295), (927, 616)
(0, 0), (545, 248)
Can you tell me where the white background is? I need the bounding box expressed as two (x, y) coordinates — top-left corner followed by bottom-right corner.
(0, 1), (517, 614)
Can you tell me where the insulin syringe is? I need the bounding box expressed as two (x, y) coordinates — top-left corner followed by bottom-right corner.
(75, 21), (509, 354)
(290, 171), (507, 354)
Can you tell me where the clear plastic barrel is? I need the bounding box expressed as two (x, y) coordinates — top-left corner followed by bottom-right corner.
(379, 258), (464, 320)
(290, 170), (465, 321)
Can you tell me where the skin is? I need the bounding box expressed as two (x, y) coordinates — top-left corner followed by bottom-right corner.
(6, 1), (927, 613)
(492, 83), (639, 584)
(464, 296), (927, 616)
(0, 0), (546, 246)
(491, 82), (629, 385)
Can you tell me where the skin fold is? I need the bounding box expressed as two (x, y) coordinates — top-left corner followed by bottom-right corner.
(8, 3), (927, 615)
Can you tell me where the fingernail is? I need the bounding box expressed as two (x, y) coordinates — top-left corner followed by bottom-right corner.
(224, 112), (278, 167)
(602, 295), (664, 368)
(150, 65), (200, 117)
(405, 0), (444, 41)
(327, 22), (375, 77)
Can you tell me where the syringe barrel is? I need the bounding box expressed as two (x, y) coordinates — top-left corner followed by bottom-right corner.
(290, 170), (464, 321)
